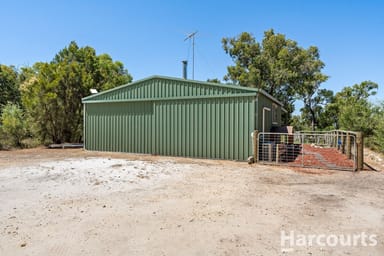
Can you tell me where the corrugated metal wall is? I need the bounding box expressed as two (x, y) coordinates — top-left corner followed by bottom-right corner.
(84, 96), (255, 160)
(85, 102), (154, 154)
(256, 93), (282, 132)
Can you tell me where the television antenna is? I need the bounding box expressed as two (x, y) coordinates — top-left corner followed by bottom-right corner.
(184, 31), (197, 80)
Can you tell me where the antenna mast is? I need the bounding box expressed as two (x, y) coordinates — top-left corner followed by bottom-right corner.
(184, 31), (197, 80)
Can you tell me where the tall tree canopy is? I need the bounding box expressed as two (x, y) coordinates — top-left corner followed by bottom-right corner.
(0, 65), (20, 113)
(333, 80), (378, 135)
(222, 30), (328, 121)
(300, 88), (334, 130)
(20, 41), (132, 144)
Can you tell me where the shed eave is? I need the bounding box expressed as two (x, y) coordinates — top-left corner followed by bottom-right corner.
(82, 92), (257, 104)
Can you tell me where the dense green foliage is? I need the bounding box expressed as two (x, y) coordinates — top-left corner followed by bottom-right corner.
(19, 41), (132, 144)
(0, 65), (20, 112)
(332, 81), (383, 152)
(371, 102), (384, 152)
(334, 81), (378, 134)
(300, 89), (335, 130)
(222, 30), (328, 122)
(0, 41), (131, 147)
(0, 103), (29, 148)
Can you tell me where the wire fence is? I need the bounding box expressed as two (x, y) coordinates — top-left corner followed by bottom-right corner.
(257, 131), (357, 171)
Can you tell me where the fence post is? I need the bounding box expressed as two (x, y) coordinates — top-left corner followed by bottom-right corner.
(276, 144), (279, 164)
(346, 132), (351, 159)
(356, 132), (364, 171)
(336, 131), (339, 149)
(341, 132), (346, 154)
(253, 130), (259, 163)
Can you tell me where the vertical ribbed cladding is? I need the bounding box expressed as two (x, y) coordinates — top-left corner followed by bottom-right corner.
(84, 95), (255, 160)
(152, 96), (254, 160)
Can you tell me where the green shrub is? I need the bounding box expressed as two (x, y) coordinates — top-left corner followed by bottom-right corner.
(371, 117), (384, 153)
(0, 103), (29, 148)
(365, 102), (384, 153)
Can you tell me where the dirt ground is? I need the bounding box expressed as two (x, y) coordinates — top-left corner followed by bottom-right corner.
(0, 148), (383, 255)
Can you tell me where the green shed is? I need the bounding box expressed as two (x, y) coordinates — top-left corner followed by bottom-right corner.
(82, 76), (285, 161)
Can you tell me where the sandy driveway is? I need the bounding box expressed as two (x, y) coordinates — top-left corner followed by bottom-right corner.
(0, 148), (383, 255)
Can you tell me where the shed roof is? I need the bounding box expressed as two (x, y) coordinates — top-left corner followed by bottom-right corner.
(82, 75), (284, 107)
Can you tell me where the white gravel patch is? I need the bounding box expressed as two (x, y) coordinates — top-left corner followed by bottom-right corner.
(0, 157), (197, 212)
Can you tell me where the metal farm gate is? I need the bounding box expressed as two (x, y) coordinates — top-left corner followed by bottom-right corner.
(256, 130), (361, 171)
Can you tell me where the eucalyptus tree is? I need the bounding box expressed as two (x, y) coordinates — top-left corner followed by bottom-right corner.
(20, 41), (132, 143)
(222, 30), (328, 122)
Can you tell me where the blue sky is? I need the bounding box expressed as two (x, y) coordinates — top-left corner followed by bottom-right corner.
(1, 0), (383, 110)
